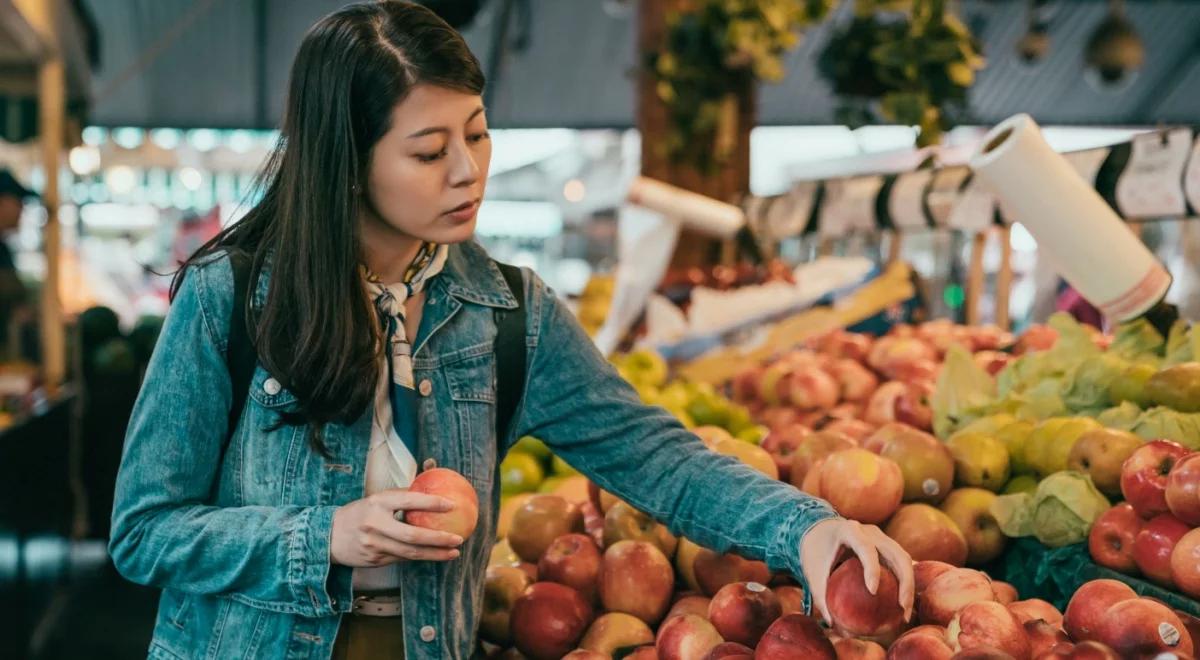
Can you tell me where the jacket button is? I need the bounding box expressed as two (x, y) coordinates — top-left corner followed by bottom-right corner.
(419, 625), (436, 642)
(263, 377), (282, 395)
(418, 379), (433, 396)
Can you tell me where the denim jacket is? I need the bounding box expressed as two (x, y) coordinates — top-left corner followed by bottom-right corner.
(109, 240), (837, 659)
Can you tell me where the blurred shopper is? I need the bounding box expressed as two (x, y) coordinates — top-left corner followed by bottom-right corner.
(0, 169), (33, 360)
(109, 3), (913, 659)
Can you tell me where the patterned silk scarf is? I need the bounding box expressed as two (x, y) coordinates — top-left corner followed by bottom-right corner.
(360, 242), (449, 495)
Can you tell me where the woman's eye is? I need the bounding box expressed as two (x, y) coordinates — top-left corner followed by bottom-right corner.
(416, 150), (446, 163)
(468, 132), (491, 144)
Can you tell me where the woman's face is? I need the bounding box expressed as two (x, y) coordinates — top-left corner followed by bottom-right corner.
(362, 84), (492, 245)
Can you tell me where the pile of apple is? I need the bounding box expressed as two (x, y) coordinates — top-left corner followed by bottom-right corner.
(1089, 439), (1200, 599)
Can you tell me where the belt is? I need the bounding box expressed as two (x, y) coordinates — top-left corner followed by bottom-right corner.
(351, 594), (403, 618)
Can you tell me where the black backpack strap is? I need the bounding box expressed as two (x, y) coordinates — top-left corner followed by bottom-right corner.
(493, 262), (527, 448)
(225, 251), (256, 447)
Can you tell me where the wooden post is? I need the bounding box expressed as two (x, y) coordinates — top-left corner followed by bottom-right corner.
(887, 230), (904, 265)
(16, 0), (66, 388)
(638, 0), (754, 268)
(995, 225), (1013, 329)
(965, 231), (987, 326)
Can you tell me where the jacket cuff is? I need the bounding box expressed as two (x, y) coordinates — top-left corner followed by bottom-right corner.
(767, 498), (839, 615)
(288, 505), (352, 617)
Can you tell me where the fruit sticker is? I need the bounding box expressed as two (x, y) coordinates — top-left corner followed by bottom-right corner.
(1115, 128), (1191, 219)
(1160, 622), (1182, 647)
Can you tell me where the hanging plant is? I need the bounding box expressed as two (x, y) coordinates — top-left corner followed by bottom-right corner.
(818, 0), (985, 146)
(648, 0), (835, 173)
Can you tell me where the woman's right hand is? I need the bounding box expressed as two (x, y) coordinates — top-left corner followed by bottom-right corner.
(330, 488), (465, 567)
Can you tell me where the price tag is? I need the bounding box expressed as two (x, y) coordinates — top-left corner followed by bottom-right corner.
(1063, 147), (1111, 187)
(1116, 128), (1191, 218)
(819, 176), (884, 238)
(1185, 135), (1200, 215)
(948, 178), (996, 232)
(765, 181), (816, 240)
(888, 169), (934, 230)
(926, 167), (971, 228)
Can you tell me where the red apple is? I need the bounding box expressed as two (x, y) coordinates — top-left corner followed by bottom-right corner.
(1132, 513), (1190, 587)
(948, 649), (1018, 660)
(515, 562), (538, 582)
(884, 504), (969, 566)
(759, 406), (802, 433)
(510, 582), (594, 660)
(815, 331), (873, 363)
(626, 647), (660, 660)
(579, 612), (655, 655)
(600, 540), (675, 626)
(604, 502), (677, 557)
(832, 637), (886, 659)
(974, 351), (1012, 376)
(406, 467), (480, 538)
(1014, 325), (1058, 355)
(1094, 597), (1194, 659)
(1064, 641), (1120, 659)
(480, 565), (533, 645)
(1172, 528), (1200, 599)
(1121, 440), (1190, 519)
(666, 595), (712, 621)
(732, 365), (764, 402)
(868, 336), (937, 375)
(754, 614), (836, 659)
(1025, 619), (1070, 657)
(819, 449), (904, 524)
(1063, 579), (1137, 642)
(827, 401), (865, 421)
(706, 642), (755, 659)
(829, 358), (880, 403)
(773, 585), (805, 615)
(823, 418), (876, 443)
(1166, 453), (1200, 526)
(919, 568), (996, 627)
(762, 424), (811, 483)
(693, 548), (771, 597)
(655, 614), (723, 660)
(914, 561), (956, 597)
(865, 381), (934, 431)
(708, 581), (781, 647)
(826, 557), (907, 645)
(887, 625), (955, 660)
(1008, 599), (1063, 628)
(788, 365), (840, 410)
(1088, 503), (1142, 575)
(946, 601), (1030, 659)
(789, 430), (858, 489)
(991, 582), (1017, 606)
(538, 534), (602, 604)
(508, 495), (585, 563)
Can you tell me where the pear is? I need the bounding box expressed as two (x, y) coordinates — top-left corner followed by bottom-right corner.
(1146, 362), (1200, 412)
(946, 432), (1011, 492)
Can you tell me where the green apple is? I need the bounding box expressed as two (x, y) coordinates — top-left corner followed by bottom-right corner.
(994, 421), (1035, 475)
(736, 425), (768, 446)
(551, 455), (580, 477)
(512, 436), (551, 460)
(940, 487), (1007, 565)
(499, 452), (544, 495)
(1026, 417), (1100, 477)
(1146, 362), (1200, 412)
(686, 394), (731, 428)
(623, 349), (669, 388)
(952, 413), (1018, 440)
(725, 404), (755, 434)
(946, 432), (1011, 492)
(1108, 362), (1156, 408)
(538, 476), (565, 493)
(1003, 475), (1038, 494)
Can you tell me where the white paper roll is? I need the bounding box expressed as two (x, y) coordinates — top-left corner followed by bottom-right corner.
(969, 114), (1171, 321)
(626, 176), (745, 238)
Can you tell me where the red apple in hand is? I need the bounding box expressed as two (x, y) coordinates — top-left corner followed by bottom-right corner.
(510, 582), (595, 660)
(755, 614), (836, 659)
(406, 467), (480, 538)
(655, 614), (723, 660)
(1171, 528), (1200, 599)
(707, 582), (781, 648)
(538, 533), (602, 604)
(1121, 440), (1190, 519)
(1166, 453), (1200, 526)
(1063, 580), (1137, 642)
(826, 557), (908, 645)
(946, 601), (1030, 659)
(1132, 514), (1190, 588)
(1094, 598), (1194, 659)
(1088, 503), (1142, 575)
(600, 541), (675, 626)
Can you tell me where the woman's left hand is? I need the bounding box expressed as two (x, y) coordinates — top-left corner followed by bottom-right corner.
(800, 517), (915, 626)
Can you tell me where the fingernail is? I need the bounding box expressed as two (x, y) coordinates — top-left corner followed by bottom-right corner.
(450, 550), (460, 558)
(452, 536), (464, 545)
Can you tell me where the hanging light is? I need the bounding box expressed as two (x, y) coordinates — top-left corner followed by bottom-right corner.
(68, 146), (101, 176)
(1085, 0), (1144, 90)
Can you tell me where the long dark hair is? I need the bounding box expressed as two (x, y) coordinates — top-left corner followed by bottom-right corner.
(172, 1), (485, 453)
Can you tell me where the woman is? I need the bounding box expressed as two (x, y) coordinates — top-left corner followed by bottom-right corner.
(109, 3), (913, 659)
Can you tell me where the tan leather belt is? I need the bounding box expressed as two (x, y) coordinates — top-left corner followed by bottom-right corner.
(351, 594), (403, 617)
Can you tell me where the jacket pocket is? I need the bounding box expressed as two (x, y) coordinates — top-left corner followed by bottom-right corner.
(148, 641), (185, 660)
(440, 345), (496, 488)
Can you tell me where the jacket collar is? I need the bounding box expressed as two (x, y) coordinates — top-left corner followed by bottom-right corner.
(434, 240), (519, 310)
(244, 239), (517, 310)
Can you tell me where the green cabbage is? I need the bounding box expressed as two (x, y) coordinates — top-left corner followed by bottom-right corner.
(932, 345), (996, 439)
(1130, 406), (1200, 450)
(990, 471), (1111, 547)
